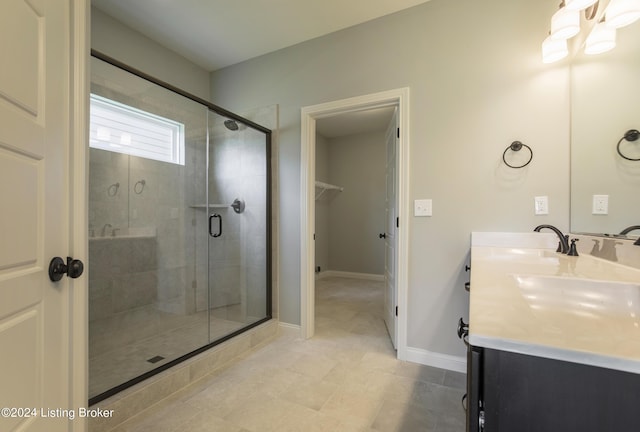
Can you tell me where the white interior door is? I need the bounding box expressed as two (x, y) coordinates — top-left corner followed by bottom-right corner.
(0, 1), (81, 430)
(383, 109), (398, 349)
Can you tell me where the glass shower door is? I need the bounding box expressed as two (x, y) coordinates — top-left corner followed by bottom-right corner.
(206, 112), (270, 341)
(89, 53), (272, 406)
(89, 56), (210, 402)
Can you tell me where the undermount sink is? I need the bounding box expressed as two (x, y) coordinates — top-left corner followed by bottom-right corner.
(485, 248), (562, 263)
(514, 274), (640, 320)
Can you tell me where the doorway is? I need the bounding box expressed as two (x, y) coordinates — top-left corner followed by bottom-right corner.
(300, 88), (410, 359)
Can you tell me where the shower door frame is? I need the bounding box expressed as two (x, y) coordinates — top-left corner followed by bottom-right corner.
(89, 50), (272, 406)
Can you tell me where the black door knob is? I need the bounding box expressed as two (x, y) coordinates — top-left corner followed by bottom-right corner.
(68, 258), (84, 278)
(49, 256), (84, 282)
(379, 233), (386, 239)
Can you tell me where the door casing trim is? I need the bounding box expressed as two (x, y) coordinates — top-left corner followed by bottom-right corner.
(300, 87), (410, 359)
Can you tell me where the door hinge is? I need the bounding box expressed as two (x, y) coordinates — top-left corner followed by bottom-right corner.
(313, 233), (316, 240)
(395, 306), (398, 316)
(397, 128), (400, 138)
(396, 217), (399, 228)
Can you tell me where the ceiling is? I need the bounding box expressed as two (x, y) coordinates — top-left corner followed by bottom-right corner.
(92, 0), (421, 137)
(92, 0), (431, 72)
(315, 106), (396, 139)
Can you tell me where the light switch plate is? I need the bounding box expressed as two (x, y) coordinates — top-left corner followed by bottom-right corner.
(414, 199), (432, 217)
(534, 196), (549, 215)
(592, 195), (608, 215)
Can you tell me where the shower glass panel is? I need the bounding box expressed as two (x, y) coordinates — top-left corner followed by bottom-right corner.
(205, 115), (269, 337)
(88, 54), (271, 405)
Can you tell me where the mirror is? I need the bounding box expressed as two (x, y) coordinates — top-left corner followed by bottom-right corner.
(570, 20), (640, 239)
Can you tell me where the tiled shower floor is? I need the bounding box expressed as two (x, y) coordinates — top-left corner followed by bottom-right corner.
(89, 305), (251, 399)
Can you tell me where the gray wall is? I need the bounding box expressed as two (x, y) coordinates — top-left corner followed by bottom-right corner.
(315, 131), (386, 276)
(209, 0), (570, 358)
(327, 131), (385, 275)
(91, 7), (210, 99)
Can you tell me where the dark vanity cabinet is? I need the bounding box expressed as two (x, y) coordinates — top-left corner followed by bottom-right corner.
(467, 346), (640, 432)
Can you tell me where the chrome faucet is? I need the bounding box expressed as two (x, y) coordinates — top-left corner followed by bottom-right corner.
(101, 223), (113, 237)
(534, 224), (570, 254)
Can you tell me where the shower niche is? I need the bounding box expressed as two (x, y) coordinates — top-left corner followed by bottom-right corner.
(88, 53), (272, 404)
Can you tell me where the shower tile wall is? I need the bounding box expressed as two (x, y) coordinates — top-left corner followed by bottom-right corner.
(194, 119), (269, 323)
(242, 129), (268, 320)
(246, 105), (279, 320)
(194, 126), (247, 315)
(88, 77), (208, 392)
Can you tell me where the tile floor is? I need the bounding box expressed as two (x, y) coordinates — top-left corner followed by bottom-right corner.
(110, 276), (466, 432)
(90, 304), (253, 398)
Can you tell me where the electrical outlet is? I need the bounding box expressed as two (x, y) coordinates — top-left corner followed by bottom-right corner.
(592, 195), (608, 215)
(414, 199), (432, 217)
(534, 196), (549, 215)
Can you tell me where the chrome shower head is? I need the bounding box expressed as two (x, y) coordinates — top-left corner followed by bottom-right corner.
(224, 119), (239, 131)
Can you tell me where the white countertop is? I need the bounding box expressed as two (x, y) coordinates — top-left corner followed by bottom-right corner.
(469, 232), (640, 374)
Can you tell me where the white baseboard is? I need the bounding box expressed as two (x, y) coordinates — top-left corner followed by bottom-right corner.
(405, 346), (467, 374)
(278, 321), (302, 336)
(315, 270), (384, 281)
(278, 321), (465, 373)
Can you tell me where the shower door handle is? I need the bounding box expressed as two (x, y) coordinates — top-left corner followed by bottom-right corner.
(209, 213), (222, 237)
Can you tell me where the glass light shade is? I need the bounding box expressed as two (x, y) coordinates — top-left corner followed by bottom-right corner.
(585, 23), (617, 54)
(605, 0), (640, 28)
(550, 7), (580, 39)
(565, 0), (599, 11)
(542, 36), (569, 63)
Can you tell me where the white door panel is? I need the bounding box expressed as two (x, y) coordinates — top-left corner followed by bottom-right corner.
(383, 108), (398, 349)
(0, 0), (41, 115)
(0, 151), (40, 269)
(0, 1), (80, 430)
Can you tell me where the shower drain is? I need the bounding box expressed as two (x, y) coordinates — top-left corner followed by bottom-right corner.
(146, 355), (165, 364)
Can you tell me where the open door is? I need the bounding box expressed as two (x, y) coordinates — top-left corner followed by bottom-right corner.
(383, 108), (399, 349)
(0, 1), (87, 430)
(302, 88), (409, 355)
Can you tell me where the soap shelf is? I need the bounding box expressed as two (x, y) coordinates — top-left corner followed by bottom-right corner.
(190, 204), (231, 209)
(315, 181), (343, 200)
(190, 198), (245, 214)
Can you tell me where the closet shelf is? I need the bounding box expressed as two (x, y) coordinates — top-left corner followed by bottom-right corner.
(315, 181), (343, 200)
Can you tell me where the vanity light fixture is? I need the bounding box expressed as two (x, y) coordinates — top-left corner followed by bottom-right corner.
(542, 0), (639, 62)
(542, 34), (569, 63)
(565, 0), (599, 10)
(551, 2), (581, 39)
(605, 0), (640, 28)
(585, 19), (617, 54)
